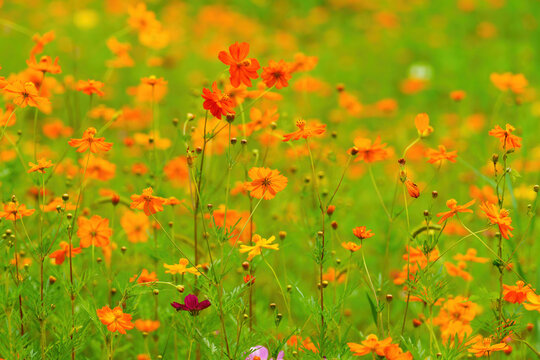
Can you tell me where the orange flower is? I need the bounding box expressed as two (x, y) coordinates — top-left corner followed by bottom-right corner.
(127, 3), (159, 32)
(218, 42), (260, 88)
(96, 305), (134, 334)
(468, 336), (509, 357)
(77, 215), (112, 248)
(445, 261), (473, 281)
(121, 210), (150, 243)
(76, 79), (105, 96)
(68, 127), (113, 153)
(245, 167), (288, 200)
(352, 226), (374, 240)
(282, 119), (326, 142)
(405, 179), (420, 198)
(164, 258), (202, 276)
(490, 72), (528, 94)
(26, 55), (61, 74)
(450, 90), (466, 101)
(502, 281), (534, 304)
(0, 104), (17, 127)
(3, 81), (50, 108)
(425, 145), (457, 164)
(163, 156), (189, 185)
(130, 187), (165, 216)
(0, 202), (35, 221)
(453, 248), (488, 263)
(342, 242), (361, 252)
(30, 31), (55, 56)
(141, 75), (167, 87)
(479, 202), (514, 239)
(239, 234), (279, 261)
(28, 158), (54, 173)
(201, 82), (236, 119)
(49, 241), (81, 265)
(436, 199), (475, 223)
(347, 334), (392, 356)
(129, 269), (158, 285)
(261, 60), (291, 89)
(134, 319), (160, 333)
(414, 113), (433, 137)
(351, 136), (390, 163)
(523, 292), (540, 312)
(488, 124), (521, 149)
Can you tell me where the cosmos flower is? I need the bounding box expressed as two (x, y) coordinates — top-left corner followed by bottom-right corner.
(425, 145), (457, 164)
(3, 81), (49, 108)
(282, 119), (326, 142)
(502, 281), (534, 304)
(467, 336), (509, 358)
(245, 167), (288, 200)
(77, 215), (112, 248)
(342, 242), (361, 252)
(479, 202), (514, 239)
(26, 55), (61, 74)
(239, 234), (279, 261)
(68, 127), (113, 153)
(96, 305), (134, 334)
(0, 202), (35, 221)
(352, 226), (374, 240)
(261, 60), (291, 89)
(201, 81), (236, 119)
(218, 42), (260, 88)
(28, 158), (54, 173)
(414, 113), (433, 137)
(488, 124), (521, 149)
(436, 199), (475, 224)
(130, 187), (165, 216)
(76, 79), (105, 96)
(171, 294), (211, 316)
(245, 346), (284, 360)
(347, 334), (393, 356)
(49, 241), (82, 265)
(350, 136), (390, 163)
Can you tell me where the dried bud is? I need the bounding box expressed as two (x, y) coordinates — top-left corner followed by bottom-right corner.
(241, 139), (247, 145)
(176, 285), (185, 293)
(331, 221), (338, 230)
(279, 231), (287, 240)
(231, 137), (237, 145)
(432, 191), (438, 199)
(111, 194), (120, 206)
(398, 158), (406, 166)
(153, 289), (159, 296)
(423, 210), (429, 217)
(492, 154), (499, 163)
(386, 294), (393, 302)
(534, 185), (539, 193)
(172, 118), (179, 127)
(326, 205), (335, 216)
(48, 276), (56, 284)
(121, 246), (127, 254)
(322, 280), (329, 288)
(336, 83), (345, 92)
(62, 193), (69, 201)
(269, 303), (276, 310)
(242, 261), (250, 271)
(226, 114), (235, 123)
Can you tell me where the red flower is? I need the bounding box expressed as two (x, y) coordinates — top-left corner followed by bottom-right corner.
(261, 60), (291, 89)
(218, 42), (260, 88)
(201, 82), (236, 119)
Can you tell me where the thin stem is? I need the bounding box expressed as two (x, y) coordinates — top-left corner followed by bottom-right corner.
(368, 165), (391, 221)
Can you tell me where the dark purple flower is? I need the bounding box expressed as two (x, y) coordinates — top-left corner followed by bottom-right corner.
(171, 294), (211, 316)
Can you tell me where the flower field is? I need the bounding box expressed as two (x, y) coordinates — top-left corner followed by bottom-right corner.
(0, 0), (539, 359)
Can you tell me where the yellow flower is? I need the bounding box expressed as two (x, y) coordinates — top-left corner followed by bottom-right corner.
(239, 234), (279, 261)
(164, 258), (202, 276)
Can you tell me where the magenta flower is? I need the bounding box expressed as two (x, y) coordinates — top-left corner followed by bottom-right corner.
(171, 294), (211, 316)
(245, 346), (284, 360)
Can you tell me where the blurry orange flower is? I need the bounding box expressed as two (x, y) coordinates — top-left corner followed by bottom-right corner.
(4, 81), (49, 108)
(351, 136), (389, 163)
(523, 292), (540, 312)
(414, 113), (433, 137)
(490, 72), (528, 94)
(49, 241), (81, 265)
(445, 261), (473, 281)
(96, 305), (134, 334)
(202, 81), (236, 119)
(283, 119), (326, 142)
(127, 3), (159, 32)
(134, 319), (160, 333)
(121, 210), (150, 243)
(503, 281), (534, 304)
(26, 55), (61, 74)
(450, 90), (466, 101)
(68, 127), (113, 153)
(76, 79), (104, 96)
(453, 248), (488, 263)
(488, 124), (521, 149)
(479, 202), (514, 239)
(348, 334), (392, 356)
(437, 199), (475, 223)
(468, 336), (509, 357)
(77, 215), (112, 248)
(28, 158), (54, 173)
(141, 75), (167, 87)
(287, 335), (319, 353)
(218, 42), (260, 88)
(130, 269), (158, 285)
(43, 119), (73, 139)
(30, 31), (55, 56)
(261, 60), (291, 89)
(0, 202), (35, 221)
(342, 242), (361, 252)
(163, 156), (189, 185)
(289, 52), (318, 73)
(239, 234), (279, 261)
(0, 104), (16, 127)
(353, 226), (374, 240)
(322, 267), (346, 283)
(425, 145), (457, 164)
(130, 187), (165, 216)
(245, 167), (288, 200)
